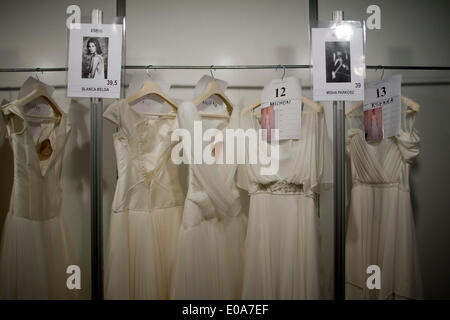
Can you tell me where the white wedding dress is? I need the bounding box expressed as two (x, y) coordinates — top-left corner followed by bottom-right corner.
(103, 100), (185, 299)
(237, 103), (333, 299)
(0, 102), (76, 299)
(170, 101), (247, 300)
(370, 115), (380, 141)
(345, 102), (423, 299)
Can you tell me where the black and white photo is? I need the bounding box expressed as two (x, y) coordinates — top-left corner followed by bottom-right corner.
(325, 41), (351, 83)
(312, 23), (364, 101)
(82, 37), (108, 79)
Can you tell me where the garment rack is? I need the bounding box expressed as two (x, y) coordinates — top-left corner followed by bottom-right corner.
(0, 0), (449, 301)
(1, 65), (450, 72)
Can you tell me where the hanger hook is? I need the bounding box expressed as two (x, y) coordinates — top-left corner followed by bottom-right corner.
(376, 65), (384, 81)
(146, 65), (153, 79)
(282, 65), (286, 81)
(210, 65), (215, 80)
(35, 68), (43, 82)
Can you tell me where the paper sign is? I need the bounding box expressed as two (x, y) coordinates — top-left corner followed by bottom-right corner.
(67, 23), (123, 98)
(312, 22), (365, 101)
(261, 76), (302, 141)
(363, 75), (402, 141)
(18, 77), (56, 123)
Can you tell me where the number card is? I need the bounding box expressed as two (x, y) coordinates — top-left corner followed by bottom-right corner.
(67, 23), (123, 98)
(261, 76), (302, 141)
(363, 75), (402, 141)
(312, 22), (365, 101)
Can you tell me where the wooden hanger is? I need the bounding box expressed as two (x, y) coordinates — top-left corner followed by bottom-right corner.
(125, 80), (178, 111)
(345, 96), (421, 116)
(12, 83), (63, 120)
(242, 96), (324, 115)
(193, 80), (233, 116)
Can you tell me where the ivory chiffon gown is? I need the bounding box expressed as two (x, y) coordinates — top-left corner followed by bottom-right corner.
(345, 102), (423, 299)
(170, 101), (247, 299)
(0, 101), (76, 299)
(237, 102), (333, 299)
(103, 100), (184, 299)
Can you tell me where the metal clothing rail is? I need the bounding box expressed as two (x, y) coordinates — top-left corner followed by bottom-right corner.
(0, 65), (450, 72)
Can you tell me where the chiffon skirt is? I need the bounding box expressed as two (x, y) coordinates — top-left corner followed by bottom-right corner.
(170, 214), (247, 300)
(345, 184), (423, 300)
(242, 193), (322, 300)
(104, 206), (183, 299)
(0, 210), (76, 299)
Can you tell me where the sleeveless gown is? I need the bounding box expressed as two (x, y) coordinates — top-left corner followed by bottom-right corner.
(0, 101), (76, 299)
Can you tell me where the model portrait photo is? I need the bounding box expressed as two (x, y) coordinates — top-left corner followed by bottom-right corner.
(325, 41), (351, 83)
(81, 37), (108, 79)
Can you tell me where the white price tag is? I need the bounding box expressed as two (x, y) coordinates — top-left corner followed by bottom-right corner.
(261, 76), (302, 141)
(363, 75), (402, 141)
(312, 23), (365, 101)
(67, 23), (123, 99)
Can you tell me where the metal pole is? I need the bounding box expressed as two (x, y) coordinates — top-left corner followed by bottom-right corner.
(332, 10), (346, 301)
(309, 0), (318, 23)
(117, 0), (126, 99)
(90, 8), (104, 301)
(0, 65), (449, 73)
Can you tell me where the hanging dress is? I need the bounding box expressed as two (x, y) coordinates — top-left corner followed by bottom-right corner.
(103, 100), (184, 299)
(345, 101), (423, 299)
(0, 101), (76, 299)
(170, 101), (247, 299)
(237, 102), (333, 299)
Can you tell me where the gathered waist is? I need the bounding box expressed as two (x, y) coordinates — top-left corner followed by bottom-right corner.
(251, 181), (314, 197)
(112, 203), (184, 214)
(352, 180), (409, 191)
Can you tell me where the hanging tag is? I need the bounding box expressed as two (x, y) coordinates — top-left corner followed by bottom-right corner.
(194, 75), (228, 113)
(260, 76), (302, 141)
(312, 21), (365, 101)
(363, 75), (402, 141)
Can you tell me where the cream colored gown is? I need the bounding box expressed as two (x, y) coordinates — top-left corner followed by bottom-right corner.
(170, 101), (247, 299)
(103, 100), (184, 299)
(237, 103), (333, 299)
(345, 102), (423, 299)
